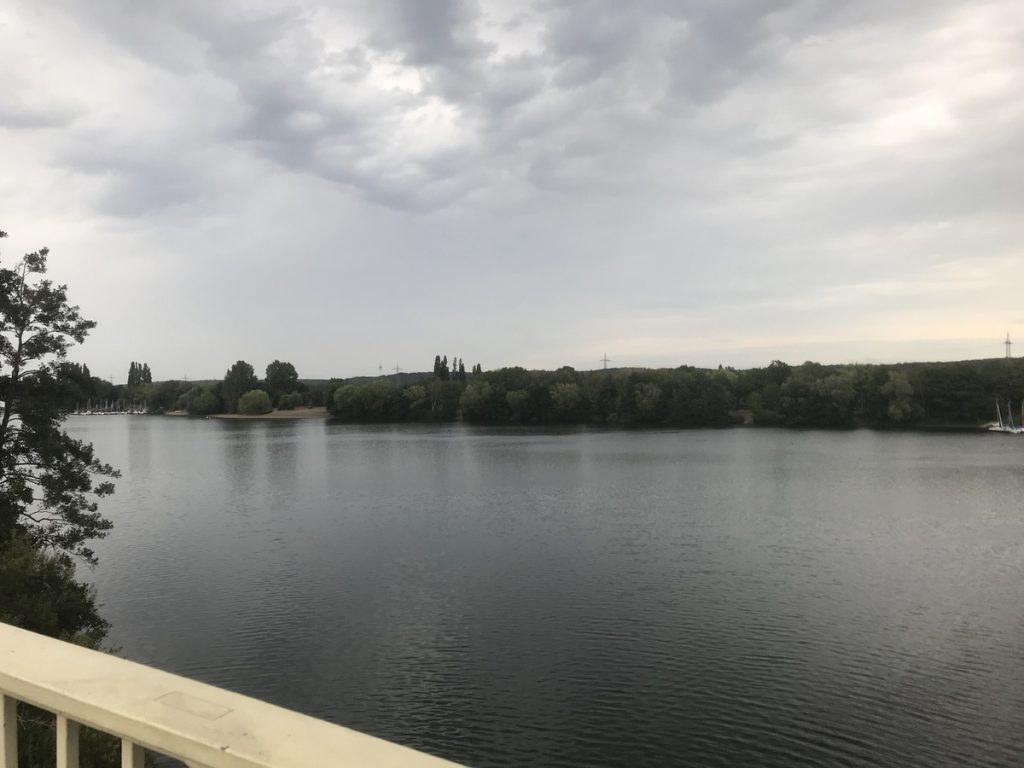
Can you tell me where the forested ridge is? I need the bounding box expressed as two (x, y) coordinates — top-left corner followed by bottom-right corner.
(326, 357), (1024, 429)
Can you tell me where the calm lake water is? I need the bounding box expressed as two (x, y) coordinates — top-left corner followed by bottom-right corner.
(68, 417), (1024, 767)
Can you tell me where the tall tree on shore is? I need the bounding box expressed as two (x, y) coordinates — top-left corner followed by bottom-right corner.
(222, 360), (258, 413)
(0, 229), (121, 768)
(265, 360), (299, 403)
(127, 361), (153, 388)
(0, 231), (118, 563)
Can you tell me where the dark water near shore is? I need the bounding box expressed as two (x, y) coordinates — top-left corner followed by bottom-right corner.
(69, 417), (1024, 767)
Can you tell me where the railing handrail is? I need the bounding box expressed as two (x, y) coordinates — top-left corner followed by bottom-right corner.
(0, 622), (459, 767)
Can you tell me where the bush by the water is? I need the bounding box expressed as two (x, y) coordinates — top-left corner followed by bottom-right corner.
(237, 389), (272, 414)
(178, 384), (222, 415)
(277, 391), (303, 410)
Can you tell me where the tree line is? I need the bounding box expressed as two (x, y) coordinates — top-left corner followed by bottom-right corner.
(53, 351), (1024, 428)
(327, 357), (1024, 428)
(53, 358), (333, 416)
(175, 358), (318, 415)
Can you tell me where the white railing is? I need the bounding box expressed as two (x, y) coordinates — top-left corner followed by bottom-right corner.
(0, 622), (460, 768)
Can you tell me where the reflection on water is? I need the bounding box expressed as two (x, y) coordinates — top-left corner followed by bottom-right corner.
(70, 418), (1024, 767)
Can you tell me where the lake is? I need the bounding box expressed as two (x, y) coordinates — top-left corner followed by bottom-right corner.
(68, 417), (1024, 767)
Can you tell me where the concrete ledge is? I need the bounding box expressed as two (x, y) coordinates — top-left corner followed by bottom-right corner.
(0, 623), (459, 768)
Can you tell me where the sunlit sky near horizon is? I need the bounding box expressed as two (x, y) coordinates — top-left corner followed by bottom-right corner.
(2, 0), (1023, 380)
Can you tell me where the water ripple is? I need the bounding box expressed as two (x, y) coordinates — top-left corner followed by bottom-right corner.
(70, 420), (1024, 767)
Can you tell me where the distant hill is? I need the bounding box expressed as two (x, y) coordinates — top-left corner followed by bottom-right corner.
(300, 372), (435, 388)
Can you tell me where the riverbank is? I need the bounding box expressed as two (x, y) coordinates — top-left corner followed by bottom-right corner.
(212, 406), (328, 420)
(164, 407), (328, 420)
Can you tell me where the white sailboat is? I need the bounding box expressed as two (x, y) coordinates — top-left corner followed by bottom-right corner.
(988, 399), (1024, 434)
(1006, 401), (1021, 434)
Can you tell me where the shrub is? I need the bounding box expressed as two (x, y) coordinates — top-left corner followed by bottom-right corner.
(181, 385), (221, 415)
(237, 389), (272, 415)
(277, 392), (303, 410)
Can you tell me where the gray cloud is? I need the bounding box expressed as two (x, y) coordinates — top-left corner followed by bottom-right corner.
(12, 0), (1011, 215)
(0, 102), (80, 130)
(2, 0), (1023, 376)
(366, 0), (492, 69)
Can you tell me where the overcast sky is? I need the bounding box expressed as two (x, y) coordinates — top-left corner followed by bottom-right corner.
(2, 0), (1023, 380)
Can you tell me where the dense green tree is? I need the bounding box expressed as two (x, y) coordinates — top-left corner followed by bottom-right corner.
(428, 379), (464, 420)
(880, 370), (915, 424)
(403, 383), (429, 418)
(237, 389), (272, 415)
(331, 384), (361, 418)
(142, 379), (188, 413)
(179, 385), (221, 416)
(0, 232), (118, 563)
(57, 362), (96, 410)
(125, 361), (152, 389)
(460, 380), (508, 422)
(1, 537), (122, 767)
(265, 360), (299, 402)
(316, 378), (344, 409)
(222, 360), (258, 413)
(332, 381), (410, 421)
(0, 534), (107, 642)
(276, 392), (303, 410)
(505, 389), (530, 423)
(549, 382), (584, 422)
(633, 382), (664, 423)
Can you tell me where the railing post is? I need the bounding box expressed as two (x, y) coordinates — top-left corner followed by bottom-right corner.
(1, 696), (16, 768)
(121, 739), (145, 768)
(57, 714), (80, 768)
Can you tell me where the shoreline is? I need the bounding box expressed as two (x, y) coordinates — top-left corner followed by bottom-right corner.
(212, 406), (328, 420)
(164, 407), (329, 420)
(158, 410), (990, 432)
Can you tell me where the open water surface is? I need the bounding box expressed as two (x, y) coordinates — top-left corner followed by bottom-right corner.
(69, 417), (1024, 766)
